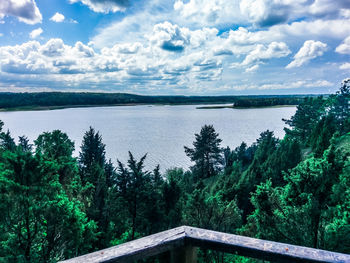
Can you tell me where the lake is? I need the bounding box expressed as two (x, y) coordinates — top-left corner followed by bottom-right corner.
(0, 105), (296, 172)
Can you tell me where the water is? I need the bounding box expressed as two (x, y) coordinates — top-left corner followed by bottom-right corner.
(0, 105), (296, 172)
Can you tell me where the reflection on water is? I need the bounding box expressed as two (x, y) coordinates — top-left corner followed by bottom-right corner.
(0, 105), (296, 171)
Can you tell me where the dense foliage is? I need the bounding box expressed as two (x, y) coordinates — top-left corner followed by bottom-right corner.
(233, 97), (304, 108)
(0, 92), (308, 110)
(0, 80), (349, 262)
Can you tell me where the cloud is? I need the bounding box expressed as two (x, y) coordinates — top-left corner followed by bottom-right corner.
(226, 79), (333, 91)
(150, 22), (190, 52)
(286, 40), (328, 69)
(241, 42), (291, 66)
(50, 12), (65, 23)
(40, 39), (67, 57)
(259, 80), (333, 90)
(240, 0), (290, 27)
(245, 64), (259, 72)
(69, 0), (129, 13)
(340, 63), (350, 70)
(0, 0), (42, 24)
(335, 36), (350, 54)
(273, 19), (350, 40)
(226, 27), (267, 45)
(29, 28), (43, 39)
(0, 37), (223, 92)
(174, 0), (244, 27)
(173, 0), (350, 29)
(69, 18), (78, 24)
(309, 0), (350, 18)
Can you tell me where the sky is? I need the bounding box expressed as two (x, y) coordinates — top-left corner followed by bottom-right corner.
(0, 0), (349, 95)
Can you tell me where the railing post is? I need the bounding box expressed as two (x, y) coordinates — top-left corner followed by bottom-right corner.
(170, 245), (197, 263)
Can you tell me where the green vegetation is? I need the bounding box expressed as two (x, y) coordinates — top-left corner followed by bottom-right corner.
(233, 96), (305, 108)
(0, 92), (310, 111)
(0, 80), (349, 262)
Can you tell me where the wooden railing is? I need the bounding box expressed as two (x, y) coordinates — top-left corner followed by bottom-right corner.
(59, 226), (350, 263)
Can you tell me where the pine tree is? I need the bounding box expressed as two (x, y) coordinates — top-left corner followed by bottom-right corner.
(78, 127), (108, 248)
(184, 125), (223, 179)
(114, 152), (152, 239)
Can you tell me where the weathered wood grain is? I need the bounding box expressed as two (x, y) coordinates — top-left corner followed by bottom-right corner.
(186, 226), (350, 263)
(59, 226), (186, 263)
(59, 226), (350, 263)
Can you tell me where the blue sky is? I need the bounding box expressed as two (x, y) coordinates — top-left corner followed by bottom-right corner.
(0, 0), (349, 95)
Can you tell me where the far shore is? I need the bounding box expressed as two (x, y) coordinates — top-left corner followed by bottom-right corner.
(0, 103), (298, 112)
(196, 104), (297, 109)
(0, 102), (237, 112)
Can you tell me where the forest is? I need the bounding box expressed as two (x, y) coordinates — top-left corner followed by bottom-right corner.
(0, 92), (307, 111)
(0, 79), (349, 263)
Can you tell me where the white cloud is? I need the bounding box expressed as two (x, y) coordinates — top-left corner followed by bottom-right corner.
(149, 22), (190, 52)
(335, 36), (350, 54)
(173, 0), (350, 28)
(274, 19), (350, 40)
(226, 79), (333, 91)
(29, 28), (43, 39)
(174, 0), (244, 27)
(259, 80), (333, 90)
(339, 63), (350, 70)
(0, 0), (42, 24)
(69, 18), (78, 24)
(245, 64), (259, 72)
(226, 27), (267, 45)
(239, 0), (291, 27)
(50, 12), (65, 23)
(286, 40), (327, 68)
(309, 0), (350, 18)
(69, 0), (129, 13)
(0, 36), (223, 91)
(40, 39), (66, 57)
(242, 42), (291, 66)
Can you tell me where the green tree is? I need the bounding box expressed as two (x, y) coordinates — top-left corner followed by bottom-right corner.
(184, 125), (223, 179)
(35, 130), (78, 188)
(162, 168), (183, 228)
(247, 142), (346, 251)
(0, 140), (96, 262)
(329, 78), (350, 133)
(283, 97), (325, 144)
(310, 115), (337, 157)
(78, 127), (108, 248)
(79, 127), (106, 185)
(113, 152), (152, 239)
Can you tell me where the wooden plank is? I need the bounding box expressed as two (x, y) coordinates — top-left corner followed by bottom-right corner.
(59, 226), (186, 263)
(185, 226), (350, 263)
(59, 226), (350, 263)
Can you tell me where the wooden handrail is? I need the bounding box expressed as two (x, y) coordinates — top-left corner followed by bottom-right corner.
(59, 226), (350, 263)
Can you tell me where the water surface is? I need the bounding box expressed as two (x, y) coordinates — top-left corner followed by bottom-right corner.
(0, 105), (296, 171)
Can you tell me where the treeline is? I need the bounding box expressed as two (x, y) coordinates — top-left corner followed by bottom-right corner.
(0, 80), (349, 262)
(233, 96), (304, 107)
(0, 92), (310, 110)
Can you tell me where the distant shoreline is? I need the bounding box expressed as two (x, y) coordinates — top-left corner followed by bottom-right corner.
(0, 103), (299, 112)
(0, 102), (235, 112)
(0, 92), (316, 112)
(196, 104), (297, 109)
